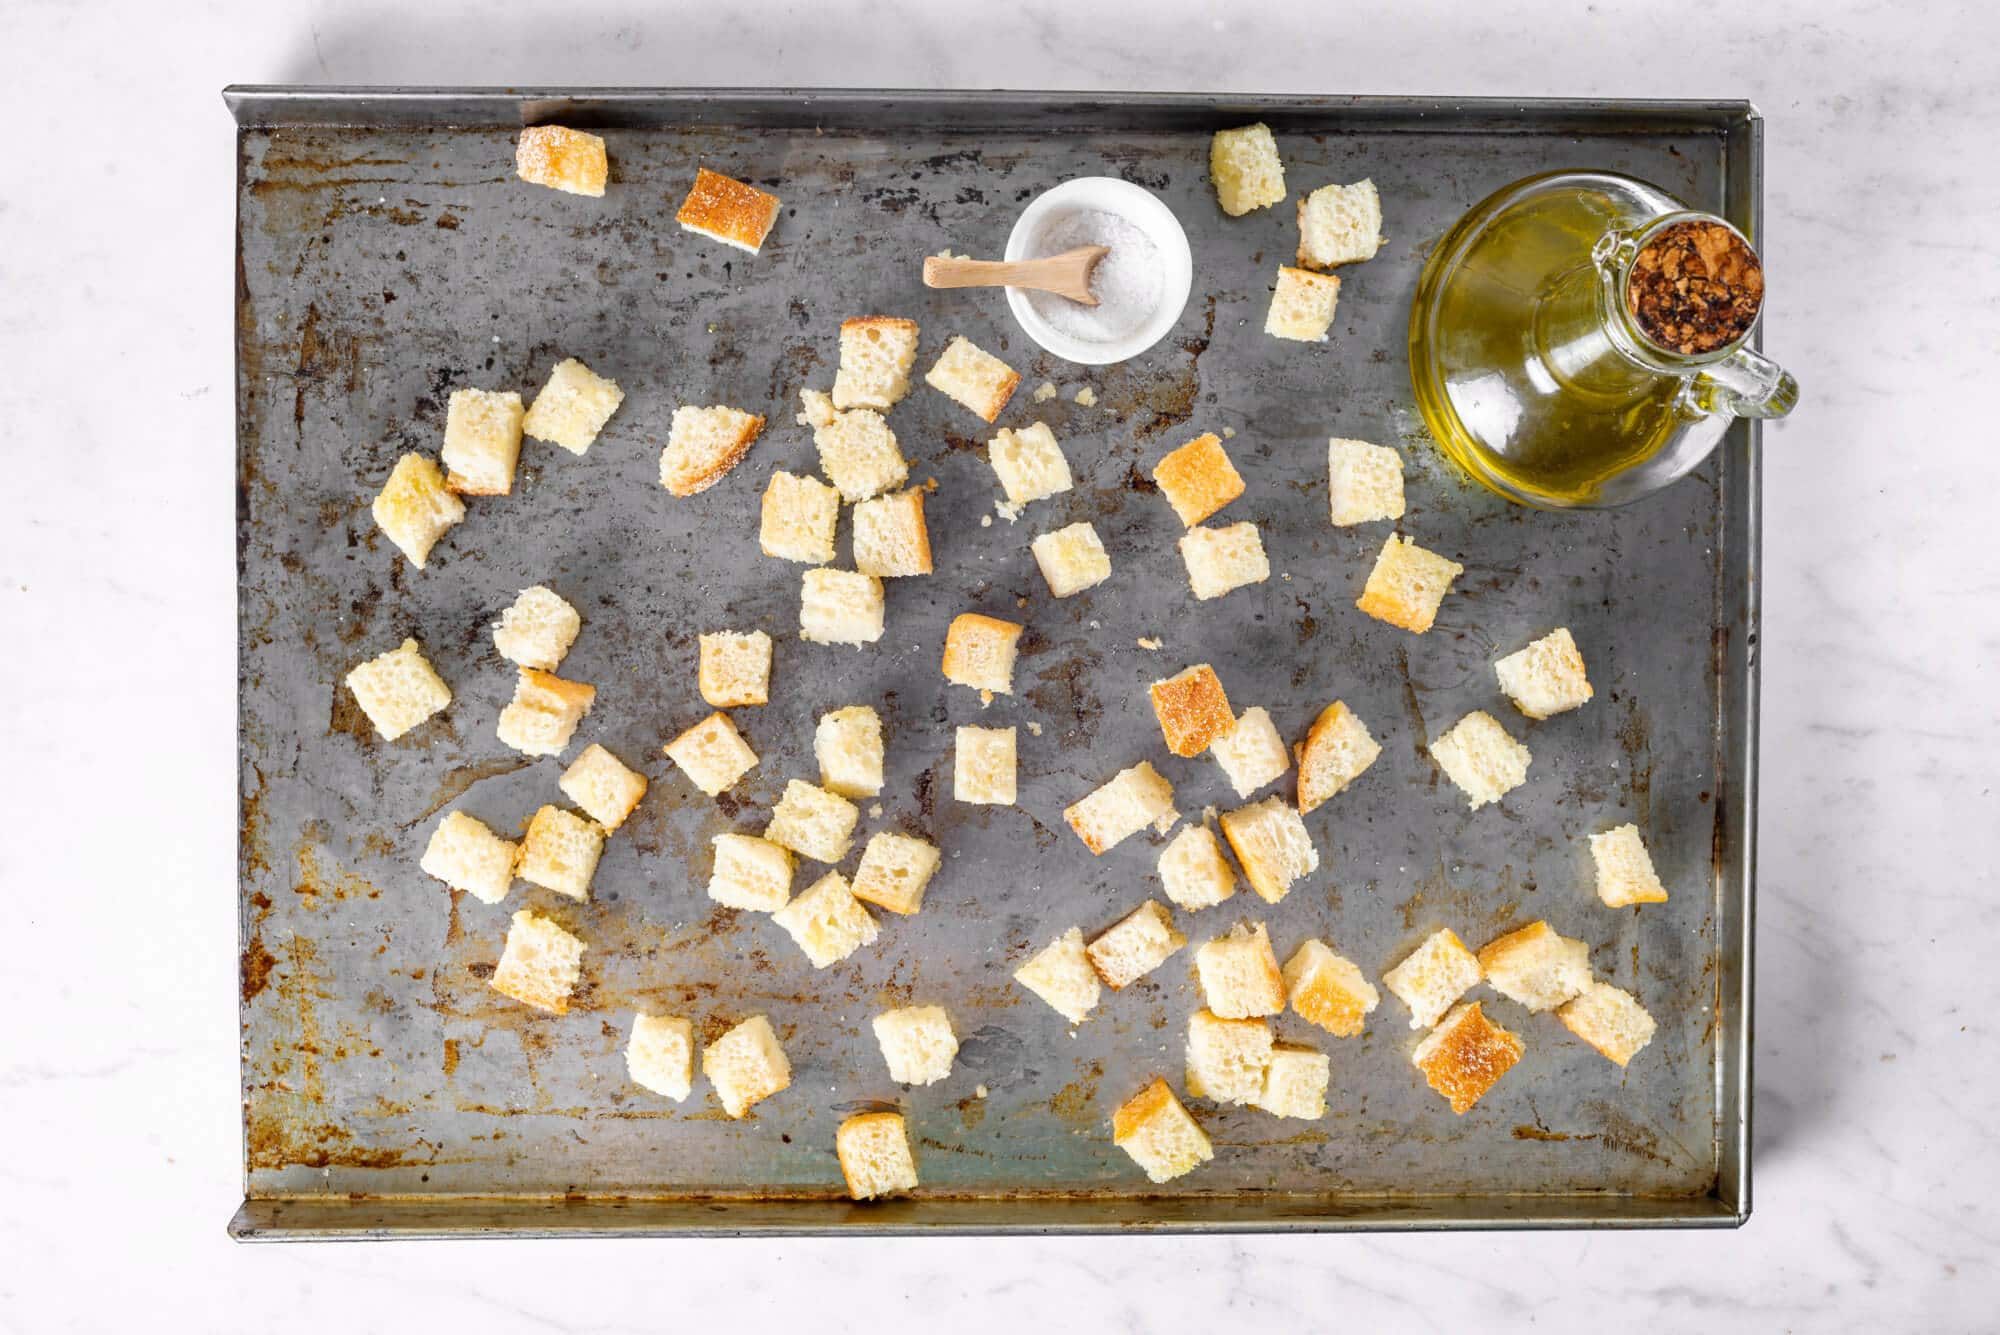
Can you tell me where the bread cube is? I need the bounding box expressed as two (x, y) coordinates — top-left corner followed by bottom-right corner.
(1031, 521), (1112, 598)
(660, 404), (765, 496)
(941, 612), (1023, 694)
(1297, 179), (1384, 270)
(1150, 664), (1234, 758)
(515, 125), (607, 197)
(1478, 921), (1592, 1012)
(1152, 432), (1245, 527)
(834, 316), (920, 411)
(1357, 533), (1463, 634)
(772, 870), (879, 967)
(492, 585), (581, 672)
(1065, 762), (1178, 855)
(851, 831), (942, 915)
(1013, 927), (1101, 1025)
(1112, 1077), (1214, 1183)
(626, 1013), (694, 1100)
(698, 630), (773, 708)
(799, 568), (885, 646)
(1217, 797), (1317, 904)
(872, 1004), (958, 1086)
(1183, 1009), (1273, 1104)
(440, 388), (524, 495)
(1252, 1044), (1331, 1119)
(706, 832), (794, 912)
(1086, 900), (1185, 989)
(495, 667), (596, 757)
(1382, 928), (1482, 1030)
(837, 1111), (919, 1200)
(1179, 522), (1269, 600)
(1412, 1002), (1524, 1114)
(1209, 707), (1290, 798)
(813, 705), (884, 799)
(1430, 711), (1532, 810)
(419, 810), (518, 906)
(760, 470), (840, 565)
(1209, 122), (1285, 216)
(522, 358), (624, 455)
(924, 334), (1021, 423)
(1495, 627), (1594, 720)
(517, 805), (604, 901)
(489, 910), (586, 1014)
(1590, 823), (1669, 907)
(854, 489), (933, 577)
(1295, 700), (1381, 813)
(988, 421), (1073, 507)
(1283, 940), (1379, 1038)
(674, 166), (780, 254)
(663, 711), (759, 797)
(1194, 922), (1285, 1018)
(797, 389), (909, 502)
(702, 1015), (791, 1117)
(954, 725), (1017, 805)
(1558, 981), (1658, 1066)
(371, 453), (464, 569)
(1157, 823), (1237, 911)
(1265, 266), (1342, 342)
(765, 779), (861, 863)
(558, 744), (648, 831)
(1327, 438), (1405, 526)
(344, 638), (451, 741)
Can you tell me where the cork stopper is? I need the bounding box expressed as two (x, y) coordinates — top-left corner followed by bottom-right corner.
(1625, 219), (1765, 357)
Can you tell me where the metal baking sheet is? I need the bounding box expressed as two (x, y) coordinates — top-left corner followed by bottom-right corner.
(227, 90), (1756, 1238)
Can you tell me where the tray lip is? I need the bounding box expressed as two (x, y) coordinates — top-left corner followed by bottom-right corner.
(229, 86), (1759, 1238)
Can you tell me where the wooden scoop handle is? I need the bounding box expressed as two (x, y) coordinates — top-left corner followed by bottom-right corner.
(922, 247), (1107, 306)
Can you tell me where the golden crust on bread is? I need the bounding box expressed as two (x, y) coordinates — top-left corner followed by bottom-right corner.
(516, 126), (607, 197)
(1150, 664), (1235, 758)
(1412, 1002), (1524, 1114)
(1153, 433), (1246, 527)
(675, 167), (781, 253)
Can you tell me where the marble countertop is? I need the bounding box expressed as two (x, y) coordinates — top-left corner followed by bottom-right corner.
(3, 0), (1994, 1329)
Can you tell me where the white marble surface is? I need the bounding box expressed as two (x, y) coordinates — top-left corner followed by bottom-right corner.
(3, 0), (1996, 1329)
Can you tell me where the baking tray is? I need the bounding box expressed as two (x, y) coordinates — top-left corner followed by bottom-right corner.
(226, 89), (1757, 1238)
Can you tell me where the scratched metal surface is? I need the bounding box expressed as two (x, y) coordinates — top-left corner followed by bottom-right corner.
(233, 92), (1754, 1231)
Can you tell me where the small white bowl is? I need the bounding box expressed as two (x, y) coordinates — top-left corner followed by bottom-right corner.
(1004, 177), (1194, 367)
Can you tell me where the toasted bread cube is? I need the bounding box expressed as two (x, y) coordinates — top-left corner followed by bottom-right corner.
(1383, 928), (1482, 1030)
(1217, 797), (1317, 904)
(1031, 521), (1112, 598)
(515, 125), (606, 197)
(441, 388), (524, 495)
(851, 831), (942, 915)
(702, 1015), (791, 1117)
(954, 725), (1017, 805)
(344, 638), (451, 741)
(1478, 921), (1593, 1013)
(1065, 762), (1178, 855)
(1265, 266), (1342, 342)
(522, 358), (624, 455)
(1184, 1009), (1273, 1104)
(1495, 627), (1594, 720)
(517, 805), (604, 901)
(1157, 823), (1238, 911)
(557, 744), (648, 832)
(872, 1004), (958, 1086)
(854, 489), (933, 577)
(1014, 927), (1102, 1025)
(1253, 1044), (1331, 1119)
(1150, 664), (1234, 758)
(626, 1013), (694, 1101)
(772, 870), (879, 968)
(760, 470), (840, 565)
(1558, 982), (1658, 1066)
(419, 810), (518, 906)
(1297, 179), (1383, 270)
(489, 910), (586, 1014)
(1590, 823), (1669, 907)
(837, 1111), (919, 1200)
(1430, 711), (1532, 810)
(1295, 700), (1381, 813)
(371, 453), (465, 569)
(1358, 533), (1463, 634)
(1179, 522), (1270, 600)
(495, 668), (596, 757)
(797, 390), (909, 503)
(834, 316), (920, 411)
(1413, 1002), (1524, 1114)
(1087, 900), (1185, 989)
(924, 335), (1020, 423)
(1327, 438), (1405, 526)
(765, 779), (860, 863)
(1283, 940), (1379, 1038)
(1210, 707), (1290, 798)
(1209, 123), (1285, 216)
(988, 422), (1073, 508)
(814, 705), (884, 798)
(660, 404), (765, 496)
(698, 630), (772, 708)
(1195, 922), (1285, 1019)
(1153, 433), (1245, 527)
(674, 167), (780, 253)
(663, 711), (759, 797)
(941, 612), (1023, 693)
(706, 832), (794, 912)
(799, 568), (885, 646)
(492, 585), (580, 672)
(1113, 1077), (1213, 1183)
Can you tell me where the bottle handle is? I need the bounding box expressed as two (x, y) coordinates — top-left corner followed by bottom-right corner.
(1683, 346), (1800, 420)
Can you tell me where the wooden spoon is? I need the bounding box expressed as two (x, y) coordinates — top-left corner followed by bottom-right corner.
(923, 246), (1109, 306)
